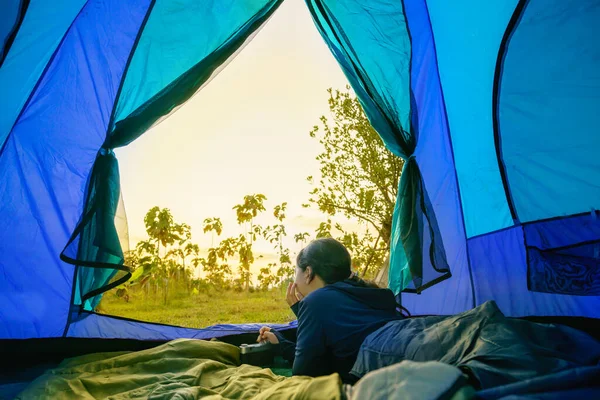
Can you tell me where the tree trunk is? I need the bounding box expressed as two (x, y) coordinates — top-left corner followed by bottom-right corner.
(246, 221), (253, 292)
(381, 219), (392, 248)
(362, 233), (381, 277)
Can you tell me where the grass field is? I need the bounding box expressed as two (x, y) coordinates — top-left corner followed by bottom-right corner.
(97, 286), (296, 328)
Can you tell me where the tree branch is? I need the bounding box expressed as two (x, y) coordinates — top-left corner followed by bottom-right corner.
(320, 200), (383, 236)
(361, 231), (381, 276)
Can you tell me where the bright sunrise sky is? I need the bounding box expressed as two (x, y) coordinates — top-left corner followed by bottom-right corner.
(115, 1), (360, 270)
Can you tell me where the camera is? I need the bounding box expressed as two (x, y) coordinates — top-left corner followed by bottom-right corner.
(239, 341), (275, 367)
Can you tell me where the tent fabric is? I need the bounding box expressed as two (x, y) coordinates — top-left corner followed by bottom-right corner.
(426, 0), (518, 239)
(306, 0), (450, 294)
(0, 0), (87, 149)
(108, 0), (283, 148)
(0, 0), (151, 339)
(67, 311), (297, 341)
(399, 0), (474, 315)
(1, 0), (600, 342)
(0, 0), (26, 64)
(497, 0), (600, 223)
(467, 226), (600, 318)
(524, 212), (600, 296)
(61, 150), (130, 312)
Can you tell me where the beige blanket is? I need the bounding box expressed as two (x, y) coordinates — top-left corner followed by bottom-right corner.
(15, 339), (342, 399)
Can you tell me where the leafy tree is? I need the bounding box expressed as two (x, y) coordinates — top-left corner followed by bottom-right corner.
(294, 232), (310, 248)
(203, 217), (223, 247)
(233, 194), (267, 240)
(258, 263), (279, 290)
(144, 207), (185, 257)
(197, 221), (238, 291)
(167, 233), (199, 290)
(307, 87), (403, 276)
(232, 194), (267, 290)
(263, 203), (293, 287)
(132, 207), (200, 303)
(315, 219), (333, 239)
(235, 235), (254, 291)
(200, 246), (233, 290)
(134, 239), (161, 295)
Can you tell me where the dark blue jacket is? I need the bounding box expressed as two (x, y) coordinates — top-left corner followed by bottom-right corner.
(272, 279), (402, 383)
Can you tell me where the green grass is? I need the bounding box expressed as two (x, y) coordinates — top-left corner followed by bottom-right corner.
(97, 286), (296, 328)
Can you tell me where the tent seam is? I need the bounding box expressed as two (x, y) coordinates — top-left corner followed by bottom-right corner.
(104, 0), (157, 144)
(422, 0), (476, 309)
(492, 0), (529, 223)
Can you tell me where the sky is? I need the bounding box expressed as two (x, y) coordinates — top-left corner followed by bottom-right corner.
(115, 1), (359, 273)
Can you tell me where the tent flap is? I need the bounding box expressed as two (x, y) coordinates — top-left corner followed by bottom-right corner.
(107, 0), (284, 148)
(306, 0), (450, 294)
(61, 150), (131, 311)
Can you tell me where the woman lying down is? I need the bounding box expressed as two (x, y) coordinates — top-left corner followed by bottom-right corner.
(256, 237), (405, 384)
(258, 238), (600, 392)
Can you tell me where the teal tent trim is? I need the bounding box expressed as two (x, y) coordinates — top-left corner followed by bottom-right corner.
(60, 150), (131, 312)
(106, 0), (284, 148)
(305, 0), (450, 294)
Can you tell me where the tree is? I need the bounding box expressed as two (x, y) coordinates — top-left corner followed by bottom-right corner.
(263, 203), (294, 288)
(232, 194), (267, 290)
(139, 207), (200, 304)
(257, 264), (279, 290)
(166, 223), (196, 282)
(307, 86), (403, 277)
(315, 219), (333, 239)
(294, 232), (310, 249)
(200, 246), (233, 290)
(203, 217), (223, 247)
(134, 239), (161, 295)
(144, 207), (185, 258)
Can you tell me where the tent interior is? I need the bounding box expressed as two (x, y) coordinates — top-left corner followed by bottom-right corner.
(1, 0), (600, 399)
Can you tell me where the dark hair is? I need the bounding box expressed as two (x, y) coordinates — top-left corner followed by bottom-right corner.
(296, 238), (380, 288)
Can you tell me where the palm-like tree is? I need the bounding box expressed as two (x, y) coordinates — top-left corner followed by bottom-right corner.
(232, 194), (266, 290)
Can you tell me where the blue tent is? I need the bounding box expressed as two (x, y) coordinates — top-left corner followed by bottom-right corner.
(1, 0), (599, 346)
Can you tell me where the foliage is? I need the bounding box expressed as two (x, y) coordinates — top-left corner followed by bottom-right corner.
(260, 203), (294, 289)
(107, 87), (400, 314)
(232, 194), (267, 290)
(119, 208), (202, 305)
(306, 86), (403, 276)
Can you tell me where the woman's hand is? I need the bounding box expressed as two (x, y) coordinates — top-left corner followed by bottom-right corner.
(286, 282), (304, 307)
(257, 326), (279, 344)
